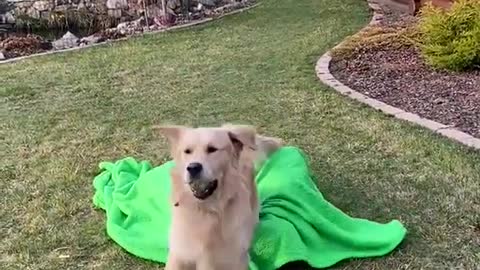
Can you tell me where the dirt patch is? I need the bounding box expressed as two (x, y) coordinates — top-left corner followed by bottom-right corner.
(330, 5), (480, 138)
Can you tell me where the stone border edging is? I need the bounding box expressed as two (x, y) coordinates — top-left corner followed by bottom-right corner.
(0, 2), (260, 65)
(315, 0), (480, 150)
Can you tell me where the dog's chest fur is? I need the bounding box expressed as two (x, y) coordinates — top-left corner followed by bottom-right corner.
(168, 170), (258, 263)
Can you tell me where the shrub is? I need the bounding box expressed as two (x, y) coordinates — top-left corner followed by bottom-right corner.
(331, 25), (420, 58)
(418, 0), (480, 71)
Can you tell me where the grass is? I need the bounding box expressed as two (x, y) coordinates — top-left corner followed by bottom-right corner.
(1, 0), (479, 269)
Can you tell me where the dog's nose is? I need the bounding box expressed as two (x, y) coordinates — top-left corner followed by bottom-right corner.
(186, 162), (203, 178)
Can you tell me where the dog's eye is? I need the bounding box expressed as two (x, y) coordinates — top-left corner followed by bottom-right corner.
(184, 149), (192, 154)
(206, 146), (218, 154)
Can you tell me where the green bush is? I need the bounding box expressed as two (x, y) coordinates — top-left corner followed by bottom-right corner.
(418, 0), (480, 71)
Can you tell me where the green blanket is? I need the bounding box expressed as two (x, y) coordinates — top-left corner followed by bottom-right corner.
(93, 147), (406, 269)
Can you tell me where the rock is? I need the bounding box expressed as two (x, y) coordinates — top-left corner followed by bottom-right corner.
(16, 1), (35, 9)
(0, 51), (5, 61)
(198, 0), (218, 7)
(5, 12), (15, 24)
(40, 11), (50, 19)
(26, 7), (41, 19)
(154, 13), (176, 26)
(116, 21), (129, 29)
(116, 18), (143, 35)
(33, 1), (53, 11)
(116, 22), (127, 34)
(195, 3), (204, 11)
(166, 7), (176, 15)
(55, 0), (68, 5)
(77, 1), (86, 9)
(52, 31), (79, 50)
(107, 8), (122, 18)
(106, 0), (128, 9)
(79, 34), (104, 46)
(167, 0), (179, 9)
(54, 5), (69, 12)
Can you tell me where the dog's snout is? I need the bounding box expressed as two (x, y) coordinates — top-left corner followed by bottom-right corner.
(187, 162), (203, 178)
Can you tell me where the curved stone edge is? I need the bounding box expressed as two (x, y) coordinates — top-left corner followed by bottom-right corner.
(0, 2), (260, 65)
(315, 0), (480, 150)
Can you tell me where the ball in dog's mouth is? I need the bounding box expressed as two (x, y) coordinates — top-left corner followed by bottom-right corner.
(189, 179), (218, 200)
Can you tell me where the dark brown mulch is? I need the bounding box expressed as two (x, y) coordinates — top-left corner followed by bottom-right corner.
(0, 34), (51, 59)
(330, 6), (480, 139)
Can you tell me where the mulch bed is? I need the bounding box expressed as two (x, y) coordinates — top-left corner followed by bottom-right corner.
(0, 34), (52, 58)
(330, 5), (480, 139)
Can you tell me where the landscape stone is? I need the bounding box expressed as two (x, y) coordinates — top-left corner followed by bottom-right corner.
(52, 31), (79, 50)
(106, 0), (128, 9)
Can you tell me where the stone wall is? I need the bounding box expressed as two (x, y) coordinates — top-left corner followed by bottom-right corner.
(10, 0), (136, 22)
(2, 0), (226, 28)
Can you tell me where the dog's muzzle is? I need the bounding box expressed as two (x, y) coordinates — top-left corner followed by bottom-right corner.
(189, 179), (218, 200)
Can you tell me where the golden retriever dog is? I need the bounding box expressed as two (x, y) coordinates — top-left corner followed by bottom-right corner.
(154, 124), (282, 270)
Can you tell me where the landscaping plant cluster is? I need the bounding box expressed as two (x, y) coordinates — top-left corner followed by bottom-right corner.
(330, 0), (479, 138)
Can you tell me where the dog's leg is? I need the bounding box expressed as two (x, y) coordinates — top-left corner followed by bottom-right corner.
(165, 254), (193, 270)
(196, 254), (225, 270)
(196, 255), (215, 270)
(233, 251), (250, 270)
(197, 251), (249, 270)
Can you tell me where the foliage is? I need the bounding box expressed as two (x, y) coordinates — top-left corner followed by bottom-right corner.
(331, 24), (420, 57)
(418, 0), (480, 71)
(14, 9), (116, 31)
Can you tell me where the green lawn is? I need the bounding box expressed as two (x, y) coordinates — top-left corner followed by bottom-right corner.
(1, 0), (479, 269)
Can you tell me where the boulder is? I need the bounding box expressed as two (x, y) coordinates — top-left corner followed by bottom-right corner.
(115, 18), (143, 35)
(26, 7), (41, 19)
(32, 1), (53, 11)
(0, 51), (5, 61)
(54, 4), (69, 12)
(198, 0), (219, 7)
(167, 0), (180, 9)
(107, 9), (122, 18)
(106, 0), (128, 9)
(5, 12), (15, 24)
(52, 31), (79, 50)
(79, 34), (104, 46)
(55, 0), (68, 5)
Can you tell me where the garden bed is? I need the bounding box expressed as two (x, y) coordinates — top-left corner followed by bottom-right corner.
(330, 3), (480, 139)
(0, 0), (256, 61)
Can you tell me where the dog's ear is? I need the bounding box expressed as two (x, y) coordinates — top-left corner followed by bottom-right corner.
(153, 125), (187, 146)
(227, 125), (257, 155)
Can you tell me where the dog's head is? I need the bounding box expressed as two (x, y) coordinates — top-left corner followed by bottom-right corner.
(155, 125), (256, 200)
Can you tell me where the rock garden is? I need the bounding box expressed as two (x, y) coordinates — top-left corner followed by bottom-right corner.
(0, 0), (255, 60)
